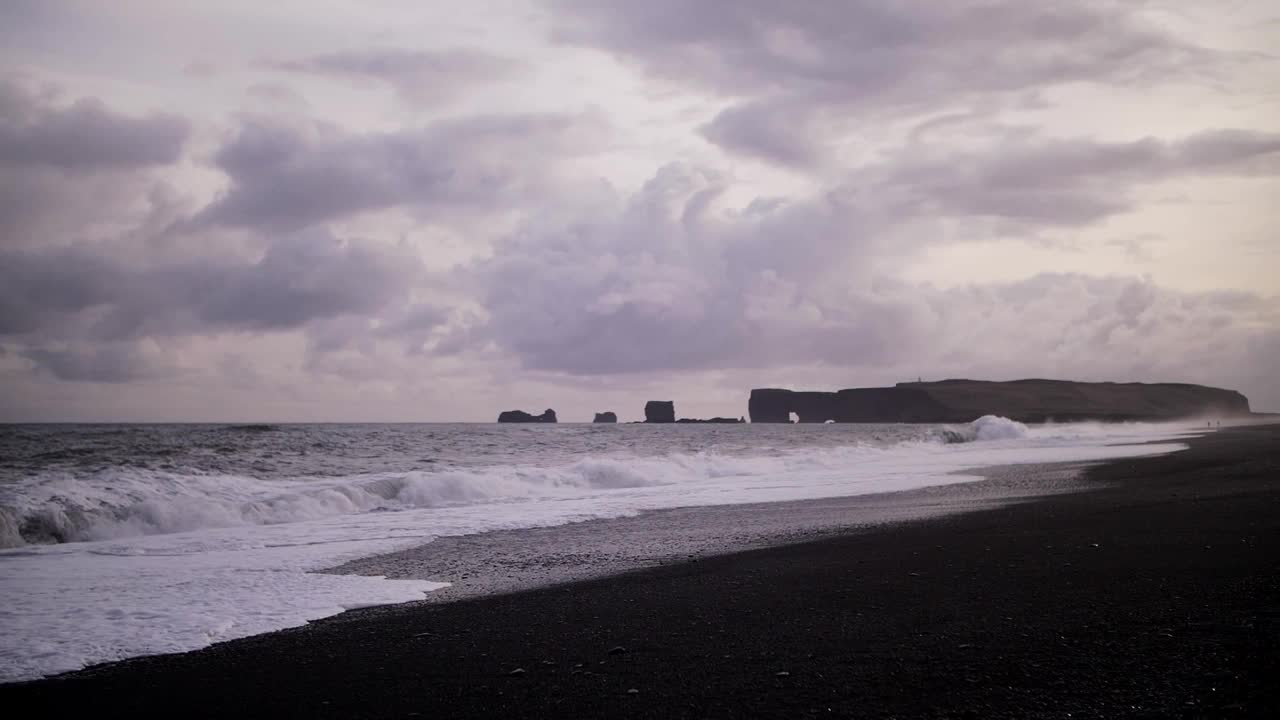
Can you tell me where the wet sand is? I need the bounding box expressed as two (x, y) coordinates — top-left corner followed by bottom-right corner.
(4, 424), (1278, 718)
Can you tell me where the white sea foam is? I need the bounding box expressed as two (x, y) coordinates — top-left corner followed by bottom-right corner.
(0, 418), (1199, 682)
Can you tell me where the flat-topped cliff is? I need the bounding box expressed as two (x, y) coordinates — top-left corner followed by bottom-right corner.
(749, 379), (1251, 423)
(497, 408), (558, 423)
(644, 401), (676, 423)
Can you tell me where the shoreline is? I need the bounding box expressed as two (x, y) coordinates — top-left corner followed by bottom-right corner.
(325, 425), (1212, 603)
(327, 459), (1098, 603)
(5, 424), (1278, 717)
(0, 422), (1195, 682)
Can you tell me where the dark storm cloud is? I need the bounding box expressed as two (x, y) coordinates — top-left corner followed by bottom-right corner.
(0, 80), (594, 384)
(550, 0), (1207, 166)
(0, 245), (116, 335)
(869, 129), (1280, 225)
(0, 229), (426, 349)
(0, 80), (189, 170)
(271, 49), (517, 104)
(1174, 129), (1280, 169)
(699, 98), (823, 169)
(197, 112), (605, 231)
(191, 232), (422, 332)
(552, 0), (1200, 93)
(478, 164), (916, 375)
(21, 344), (170, 383)
(0, 80), (191, 249)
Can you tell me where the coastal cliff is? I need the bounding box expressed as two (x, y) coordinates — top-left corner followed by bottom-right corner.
(749, 379), (1251, 423)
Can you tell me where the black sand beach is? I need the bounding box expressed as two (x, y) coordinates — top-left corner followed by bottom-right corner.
(5, 424), (1278, 718)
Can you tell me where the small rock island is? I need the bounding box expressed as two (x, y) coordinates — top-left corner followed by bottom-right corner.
(644, 400), (744, 423)
(593, 412), (618, 423)
(497, 408), (558, 423)
(644, 401), (676, 423)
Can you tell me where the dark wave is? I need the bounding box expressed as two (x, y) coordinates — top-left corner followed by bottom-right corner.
(29, 447), (102, 461)
(224, 424), (281, 433)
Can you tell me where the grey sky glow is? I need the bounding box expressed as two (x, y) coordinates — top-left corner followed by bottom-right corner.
(0, 0), (1277, 421)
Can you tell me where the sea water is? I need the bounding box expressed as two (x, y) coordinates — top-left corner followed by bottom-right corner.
(0, 419), (1194, 681)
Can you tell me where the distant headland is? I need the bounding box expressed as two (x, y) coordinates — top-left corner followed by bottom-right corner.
(749, 379), (1250, 423)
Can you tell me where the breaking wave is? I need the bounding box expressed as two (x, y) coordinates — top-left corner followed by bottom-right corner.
(0, 454), (756, 547)
(0, 415), (1051, 548)
(936, 415), (1030, 443)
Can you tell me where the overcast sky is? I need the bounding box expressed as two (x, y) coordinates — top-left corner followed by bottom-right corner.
(1, 0), (1277, 422)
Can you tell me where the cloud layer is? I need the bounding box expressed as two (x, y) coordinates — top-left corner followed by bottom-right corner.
(1, 0), (1276, 419)
(477, 164), (1279, 390)
(197, 112), (606, 231)
(551, 0), (1213, 167)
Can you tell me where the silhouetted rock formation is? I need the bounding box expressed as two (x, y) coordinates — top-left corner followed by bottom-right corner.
(497, 408), (558, 423)
(644, 401), (676, 423)
(593, 412), (617, 423)
(676, 417), (745, 423)
(749, 380), (1251, 423)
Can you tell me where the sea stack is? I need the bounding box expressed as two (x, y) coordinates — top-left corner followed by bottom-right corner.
(644, 401), (676, 423)
(497, 409), (558, 423)
(593, 412), (618, 423)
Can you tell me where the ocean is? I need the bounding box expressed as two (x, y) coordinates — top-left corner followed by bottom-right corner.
(0, 418), (1193, 681)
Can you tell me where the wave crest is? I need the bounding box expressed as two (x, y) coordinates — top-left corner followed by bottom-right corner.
(0, 454), (718, 547)
(0, 416), (1049, 548)
(936, 415), (1030, 444)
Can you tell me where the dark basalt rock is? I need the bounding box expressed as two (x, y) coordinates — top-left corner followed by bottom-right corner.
(644, 401), (676, 424)
(749, 379), (1252, 424)
(593, 412), (618, 424)
(497, 408), (558, 423)
(675, 417), (745, 424)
